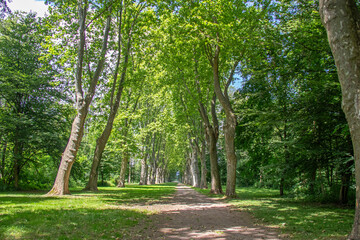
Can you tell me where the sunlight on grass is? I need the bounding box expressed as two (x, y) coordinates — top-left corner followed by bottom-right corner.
(0, 183), (176, 239)
(229, 187), (354, 240)
(193, 186), (353, 239)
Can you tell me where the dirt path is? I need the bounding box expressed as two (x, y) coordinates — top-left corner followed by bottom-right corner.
(129, 184), (283, 240)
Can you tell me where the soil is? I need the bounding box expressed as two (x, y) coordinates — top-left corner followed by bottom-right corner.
(127, 184), (284, 240)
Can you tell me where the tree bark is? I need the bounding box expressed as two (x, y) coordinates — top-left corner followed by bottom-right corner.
(13, 137), (22, 190)
(340, 159), (354, 204)
(0, 141), (6, 181)
(48, 3), (111, 195)
(128, 159), (132, 184)
(190, 143), (200, 188)
(48, 111), (87, 195)
(139, 148), (148, 185)
(208, 42), (238, 197)
(319, 1), (360, 238)
(199, 95), (223, 194)
(84, 118), (113, 191)
(147, 165), (152, 185)
(279, 177), (284, 197)
(117, 152), (129, 188)
(199, 137), (208, 189)
(149, 133), (157, 185)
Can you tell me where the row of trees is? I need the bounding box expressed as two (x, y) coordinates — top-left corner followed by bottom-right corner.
(2, 0), (360, 237)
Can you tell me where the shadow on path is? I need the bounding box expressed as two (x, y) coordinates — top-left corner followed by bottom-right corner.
(130, 184), (283, 240)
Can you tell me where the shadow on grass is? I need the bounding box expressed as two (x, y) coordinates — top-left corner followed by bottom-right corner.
(0, 183), (177, 240)
(0, 207), (146, 239)
(228, 188), (354, 240)
(77, 183), (177, 205)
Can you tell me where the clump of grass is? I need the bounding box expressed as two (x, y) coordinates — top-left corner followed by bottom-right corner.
(195, 186), (353, 239)
(0, 183), (176, 240)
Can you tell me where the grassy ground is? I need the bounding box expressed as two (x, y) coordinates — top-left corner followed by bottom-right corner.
(195, 187), (354, 240)
(0, 183), (177, 240)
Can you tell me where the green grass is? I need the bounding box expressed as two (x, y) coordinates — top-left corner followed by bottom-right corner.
(195, 186), (354, 240)
(0, 183), (177, 240)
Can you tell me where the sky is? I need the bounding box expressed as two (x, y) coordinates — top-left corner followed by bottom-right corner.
(8, 0), (48, 17)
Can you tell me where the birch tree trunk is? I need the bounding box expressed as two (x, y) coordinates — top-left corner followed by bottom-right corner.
(319, 1), (360, 238)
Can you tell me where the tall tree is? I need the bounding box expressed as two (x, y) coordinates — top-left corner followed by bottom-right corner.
(319, 1), (360, 238)
(84, 0), (146, 191)
(48, 1), (113, 195)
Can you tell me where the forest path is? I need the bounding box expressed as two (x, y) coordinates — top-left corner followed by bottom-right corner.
(129, 184), (283, 240)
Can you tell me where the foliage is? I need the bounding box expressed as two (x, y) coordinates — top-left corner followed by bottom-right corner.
(233, 1), (353, 202)
(0, 12), (72, 190)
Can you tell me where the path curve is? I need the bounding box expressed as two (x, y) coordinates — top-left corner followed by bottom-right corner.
(130, 184), (283, 240)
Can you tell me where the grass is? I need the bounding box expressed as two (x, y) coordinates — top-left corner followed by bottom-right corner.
(0, 183), (177, 240)
(195, 186), (354, 240)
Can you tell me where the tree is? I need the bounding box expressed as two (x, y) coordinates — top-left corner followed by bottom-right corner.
(47, 1), (113, 195)
(84, 0), (146, 191)
(0, 12), (69, 190)
(319, 1), (360, 238)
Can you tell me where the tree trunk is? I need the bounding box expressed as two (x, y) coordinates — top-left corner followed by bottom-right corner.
(149, 134), (157, 185)
(208, 129), (223, 194)
(147, 165), (152, 185)
(117, 152), (129, 188)
(223, 114), (237, 197)
(199, 97), (222, 194)
(48, 4), (111, 195)
(340, 160), (354, 204)
(48, 112), (87, 195)
(199, 138), (208, 189)
(309, 166), (317, 195)
(151, 161), (157, 185)
(0, 141), (6, 180)
(139, 152), (148, 185)
(84, 122), (113, 191)
(13, 137), (22, 190)
(340, 173), (351, 205)
(128, 159), (132, 184)
(279, 177), (284, 196)
(190, 145), (200, 188)
(319, 1), (360, 238)
(209, 42), (238, 197)
(185, 157), (192, 185)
